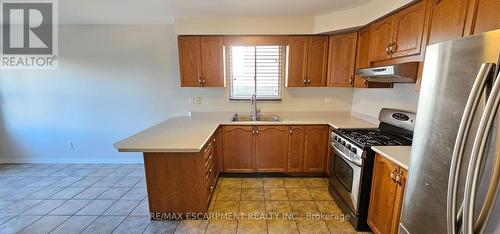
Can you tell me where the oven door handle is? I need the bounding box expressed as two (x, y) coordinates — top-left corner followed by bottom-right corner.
(332, 142), (362, 167)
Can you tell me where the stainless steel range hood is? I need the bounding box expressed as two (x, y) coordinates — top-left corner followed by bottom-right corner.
(355, 62), (419, 83)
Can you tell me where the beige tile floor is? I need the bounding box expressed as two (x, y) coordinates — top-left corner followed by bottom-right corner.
(205, 177), (359, 234)
(0, 164), (362, 234)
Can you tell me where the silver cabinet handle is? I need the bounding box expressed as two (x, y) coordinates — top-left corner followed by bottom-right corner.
(447, 63), (494, 234)
(289, 129), (292, 135)
(256, 130), (259, 135)
(463, 71), (500, 234)
(390, 169), (397, 181)
(395, 172), (401, 184)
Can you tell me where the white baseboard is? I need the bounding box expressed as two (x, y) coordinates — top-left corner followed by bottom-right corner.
(0, 157), (143, 164)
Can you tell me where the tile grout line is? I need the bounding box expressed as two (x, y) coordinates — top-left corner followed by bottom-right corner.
(109, 198), (144, 234)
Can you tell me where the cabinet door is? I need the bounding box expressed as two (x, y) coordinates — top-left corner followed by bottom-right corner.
(255, 126), (289, 172)
(466, 0), (500, 35)
(427, 0), (470, 45)
(367, 154), (399, 234)
(200, 36), (224, 87)
(327, 32), (358, 87)
(178, 36), (202, 87)
(304, 126), (328, 172)
(392, 1), (427, 58)
(306, 36), (329, 87)
(370, 16), (395, 62)
(288, 126), (306, 172)
(287, 36), (309, 87)
(355, 27), (371, 70)
(223, 126), (254, 172)
(390, 168), (408, 234)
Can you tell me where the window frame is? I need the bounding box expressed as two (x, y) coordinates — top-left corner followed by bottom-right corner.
(225, 45), (287, 101)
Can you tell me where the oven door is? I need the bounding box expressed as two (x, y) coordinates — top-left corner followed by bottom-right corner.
(330, 143), (362, 215)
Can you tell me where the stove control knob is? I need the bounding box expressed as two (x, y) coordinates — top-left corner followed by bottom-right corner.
(351, 148), (357, 154)
(341, 140), (346, 146)
(334, 136), (338, 141)
(346, 144), (351, 150)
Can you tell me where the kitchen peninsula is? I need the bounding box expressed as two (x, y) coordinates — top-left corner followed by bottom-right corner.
(114, 111), (375, 219)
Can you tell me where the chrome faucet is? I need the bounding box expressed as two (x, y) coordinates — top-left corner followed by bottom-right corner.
(251, 93), (259, 119)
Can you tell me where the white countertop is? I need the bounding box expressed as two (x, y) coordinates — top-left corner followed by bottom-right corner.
(114, 111), (377, 153)
(371, 146), (412, 170)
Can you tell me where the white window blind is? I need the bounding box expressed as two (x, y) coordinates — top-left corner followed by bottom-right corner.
(228, 45), (285, 100)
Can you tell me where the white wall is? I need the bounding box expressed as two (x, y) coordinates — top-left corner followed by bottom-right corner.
(314, 0), (413, 33)
(351, 84), (420, 118)
(175, 16), (315, 35)
(0, 24), (353, 163)
(173, 0), (415, 35)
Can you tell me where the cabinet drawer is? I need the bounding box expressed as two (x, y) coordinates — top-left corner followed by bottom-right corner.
(203, 140), (214, 160)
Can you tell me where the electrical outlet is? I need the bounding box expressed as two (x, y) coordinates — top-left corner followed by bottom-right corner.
(189, 96), (195, 104)
(324, 96), (333, 104)
(67, 141), (74, 150)
(195, 96), (202, 104)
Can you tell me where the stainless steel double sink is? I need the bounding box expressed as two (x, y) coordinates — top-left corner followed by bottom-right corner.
(231, 114), (282, 122)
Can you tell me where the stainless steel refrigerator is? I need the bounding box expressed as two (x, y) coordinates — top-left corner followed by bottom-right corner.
(400, 29), (500, 234)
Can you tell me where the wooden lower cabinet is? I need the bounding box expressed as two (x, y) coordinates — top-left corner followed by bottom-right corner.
(222, 125), (329, 173)
(286, 125), (329, 172)
(255, 126), (289, 172)
(367, 154), (408, 234)
(223, 126), (255, 172)
(143, 132), (219, 219)
(288, 126), (306, 172)
(304, 126), (329, 172)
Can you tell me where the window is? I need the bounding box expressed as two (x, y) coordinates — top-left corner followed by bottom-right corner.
(228, 45), (286, 100)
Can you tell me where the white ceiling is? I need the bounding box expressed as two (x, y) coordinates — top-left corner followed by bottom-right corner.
(59, 0), (372, 24)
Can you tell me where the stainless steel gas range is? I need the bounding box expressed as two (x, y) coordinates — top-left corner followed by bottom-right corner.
(329, 108), (415, 231)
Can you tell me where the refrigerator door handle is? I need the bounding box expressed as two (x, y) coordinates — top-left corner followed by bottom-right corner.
(447, 63), (495, 234)
(463, 71), (500, 234)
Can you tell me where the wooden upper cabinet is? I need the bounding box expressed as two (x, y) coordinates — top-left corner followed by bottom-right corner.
(427, 0), (470, 45)
(178, 36), (224, 87)
(327, 32), (358, 87)
(354, 27), (392, 89)
(200, 36), (224, 87)
(369, 1), (427, 63)
(255, 126), (289, 172)
(370, 16), (395, 62)
(368, 154), (408, 234)
(307, 36), (329, 87)
(178, 36), (202, 87)
(304, 126), (328, 172)
(392, 0), (427, 57)
(288, 126), (306, 172)
(222, 126), (254, 172)
(287, 36), (328, 87)
(288, 36), (309, 87)
(466, 0), (500, 35)
(355, 27), (371, 70)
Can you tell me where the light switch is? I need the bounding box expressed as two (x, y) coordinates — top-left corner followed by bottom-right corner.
(195, 96), (202, 104)
(189, 96), (195, 104)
